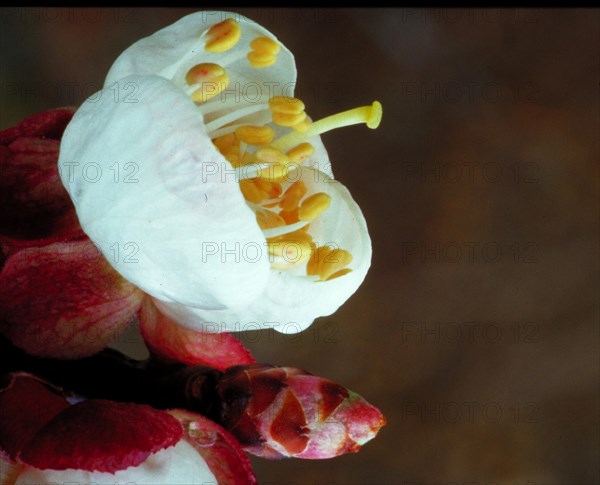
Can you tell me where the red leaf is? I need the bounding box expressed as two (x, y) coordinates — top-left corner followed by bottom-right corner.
(21, 400), (183, 472)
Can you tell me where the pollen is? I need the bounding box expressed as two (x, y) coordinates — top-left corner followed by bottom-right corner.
(235, 125), (276, 146)
(298, 193), (331, 222)
(205, 18), (242, 53)
(307, 246), (353, 281)
(186, 63), (230, 103)
(248, 36), (280, 67)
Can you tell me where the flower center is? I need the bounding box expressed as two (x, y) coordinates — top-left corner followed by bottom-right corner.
(166, 18), (382, 281)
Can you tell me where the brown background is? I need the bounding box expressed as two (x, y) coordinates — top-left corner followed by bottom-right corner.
(1, 8), (598, 485)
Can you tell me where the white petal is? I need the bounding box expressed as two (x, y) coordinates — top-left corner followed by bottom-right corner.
(59, 75), (270, 309)
(105, 10), (296, 103)
(154, 167), (371, 333)
(16, 440), (215, 485)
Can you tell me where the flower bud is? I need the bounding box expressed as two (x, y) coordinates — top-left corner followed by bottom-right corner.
(216, 364), (386, 459)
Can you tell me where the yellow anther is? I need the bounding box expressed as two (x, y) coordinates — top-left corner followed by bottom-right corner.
(205, 18), (241, 53)
(307, 246), (353, 281)
(239, 179), (265, 204)
(247, 52), (278, 68)
(235, 125), (276, 146)
(272, 111), (307, 128)
(269, 95), (309, 131)
(254, 147), (295, 181)
(325, 268), (353, 281)
(269, 96), (305, 115)
(293, 119), (311, 132)
(186, 63), (230, 103)
(298, 193), (331, 222)
(255, 179), (282, 199)
(239, 178), (282, 203)
(247, 37), (280, 68)
(267, 231), (314, 269)
(286, 143), (314, 165)
(256, 147), (288, 165)
(279, 208), (299, 225)
(279, 181), (307, 211)
(222, 145), (241, 167)
(250, 36), (281, 55)
(270, 101), (383, 153)
(256, 209), (286, 230)
(212, 133), (237, 152)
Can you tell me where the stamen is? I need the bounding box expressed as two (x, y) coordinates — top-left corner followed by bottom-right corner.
(205, 103), (269, 134)
(269, 96), (310, 132)
(252, 147), (297, 181)
(185, 63), (230, 103)
(212, 133), (237, 152)
(239, 178), (282, 203)
(235, 125), (276, 146)
(256, 208), (286, 230)
(298, 193), (331, 222)
(205, 18), (241, 53)
(286, 143), (314, 165)
(248, 36), (280, 68)
(239, 179), (264, 204)
(279, 208), (299, 225)
(269, 96), (305, 114)
(307, 246), (353, 281)
(262, 219), (309, 239)
(267, 230), (313, 269)
(270, 101), (382, 153)
(272, 111), (307, 127)
(279, 181), (307, 211)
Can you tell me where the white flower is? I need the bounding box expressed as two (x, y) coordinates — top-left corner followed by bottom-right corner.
(16, 440), (216, 485)
(59, 11), (381, 334)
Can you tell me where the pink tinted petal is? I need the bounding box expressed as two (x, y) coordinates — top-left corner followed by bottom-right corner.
(0, 240), (143, 359)
(169, 409), (257, 485)
(0, 108), (81, 241)
(21, 400), (183, 473)
(139, 298), (255, 370)
(0, 373), (70, 461)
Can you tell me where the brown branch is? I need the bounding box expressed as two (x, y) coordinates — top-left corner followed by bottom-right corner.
(0, 335), (223, 422)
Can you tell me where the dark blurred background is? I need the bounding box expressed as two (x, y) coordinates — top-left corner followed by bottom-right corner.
(1, 8), (598, 484)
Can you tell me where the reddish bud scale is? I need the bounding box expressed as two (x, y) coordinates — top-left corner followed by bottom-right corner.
(0, 373), (70, 461)
(0, 241), (144, 359)
(169, 409), (257, 485)
(0, 108), (82, 243)
(216, 364), (386, 459)
(21, 399), (183, 473)
(138, 298), (255, 370)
